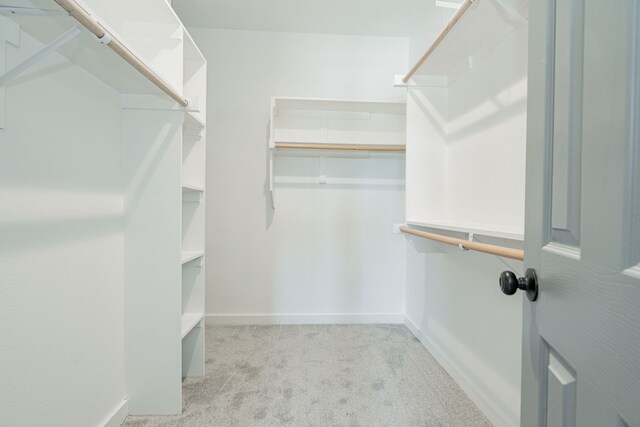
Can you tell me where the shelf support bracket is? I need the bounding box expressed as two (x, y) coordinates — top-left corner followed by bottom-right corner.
(319, 157), (328, 185)
(0, 25), (82, 87)
(269, 141), (276, 209)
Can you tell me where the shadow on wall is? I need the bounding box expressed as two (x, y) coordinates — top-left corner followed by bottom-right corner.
(408, 20), (528, 143)
(408, 75), (527, 145)
(262, 150), (407, 316)
(125, 114), (182, 218)
(408, 242), (524, 425)
(271, 156), (406, 190)
(264, 133), (406, 232)
(264, 123), (274, 230)
(0, 211), (122, 254)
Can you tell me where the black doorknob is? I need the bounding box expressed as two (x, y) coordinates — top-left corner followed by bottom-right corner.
(499, 268), (538, 301)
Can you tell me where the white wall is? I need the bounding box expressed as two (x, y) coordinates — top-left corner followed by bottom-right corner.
(190, 28), (409, 323)
(0, 22), (126, 426)
(405, 242), (523, 427)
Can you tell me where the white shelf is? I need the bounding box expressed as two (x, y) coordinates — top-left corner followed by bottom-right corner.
(181, 251), (204, 265)
(181, 313), (204, 339)
(273, 97), (406, 114)
(405, 0), (527, 79)
(406, 219), (524, 241)
(182, 184), (204, 193)
(183, 111), (205, 134)
(270, 96), (406, 147)
(4, 1), (184, 101)
(269, 97), (406, 208)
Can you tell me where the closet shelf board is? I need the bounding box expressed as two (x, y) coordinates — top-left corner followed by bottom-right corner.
(406, 219), (524, 241)
(181, 313), (204, 339)
(273, 97), (406, 115)
(274, 142), (406, 152)
(182, 184), (205, 193)
(181, 251), (204, 265)
(183, 111), (206, 132)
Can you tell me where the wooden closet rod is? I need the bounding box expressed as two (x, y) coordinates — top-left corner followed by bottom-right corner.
(275, 143), (406, 152)
(402, 0), (476, 83)
(53, 0), (190, 108)
(400, 226), (524, 261)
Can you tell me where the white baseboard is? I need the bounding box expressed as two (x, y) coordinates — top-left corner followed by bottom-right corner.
(404, 316), (515, 427)
(206, 313), (405, 325)
(100, 399), (128, 427)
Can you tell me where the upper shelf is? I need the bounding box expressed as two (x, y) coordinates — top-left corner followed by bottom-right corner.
(274, 142), (405, 152)
(403, 0), (528, 82)
(1, 0), (189, 106)
(273, 97), (406, 114)
(270, 97), (406, 148)
(406, 219), (524, 241)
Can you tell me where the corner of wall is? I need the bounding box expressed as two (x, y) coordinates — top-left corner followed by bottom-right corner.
(403, 315), (518, 427)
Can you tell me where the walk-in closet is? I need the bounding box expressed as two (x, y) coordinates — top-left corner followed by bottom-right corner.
(2, 0), (639, 426)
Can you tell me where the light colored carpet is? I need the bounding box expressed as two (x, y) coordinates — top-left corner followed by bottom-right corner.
(123, 324), (491, 427)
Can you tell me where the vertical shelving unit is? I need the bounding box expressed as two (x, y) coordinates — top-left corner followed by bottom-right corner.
(2, 0), (208, 417)
(180, 29), (207, 379)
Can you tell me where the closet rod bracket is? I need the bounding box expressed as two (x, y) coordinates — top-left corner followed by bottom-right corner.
(96, 32), (112, 45)
(0, 24), (82, 86)
(183, 97), (198, 112)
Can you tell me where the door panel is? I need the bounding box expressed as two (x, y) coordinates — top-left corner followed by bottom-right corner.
(545, 349), (576, 427)
(631, 3), (640, 268)
(539, 249), (640, 424)
(550, 0), (583, 247)
(523, 0), (640, 426)
(581, 0), (638, 269)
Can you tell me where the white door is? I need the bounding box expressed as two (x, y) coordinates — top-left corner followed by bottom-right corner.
(514, 0), (640, 426)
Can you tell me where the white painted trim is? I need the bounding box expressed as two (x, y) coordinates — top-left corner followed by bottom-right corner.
(403, 316), (515, 427)
(99, 399), (128, 427)
(206, 313), (405, 325)
(543, 242), (581, 260)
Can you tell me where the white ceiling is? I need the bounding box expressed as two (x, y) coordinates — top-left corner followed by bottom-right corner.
(171, 0), (450, 38)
